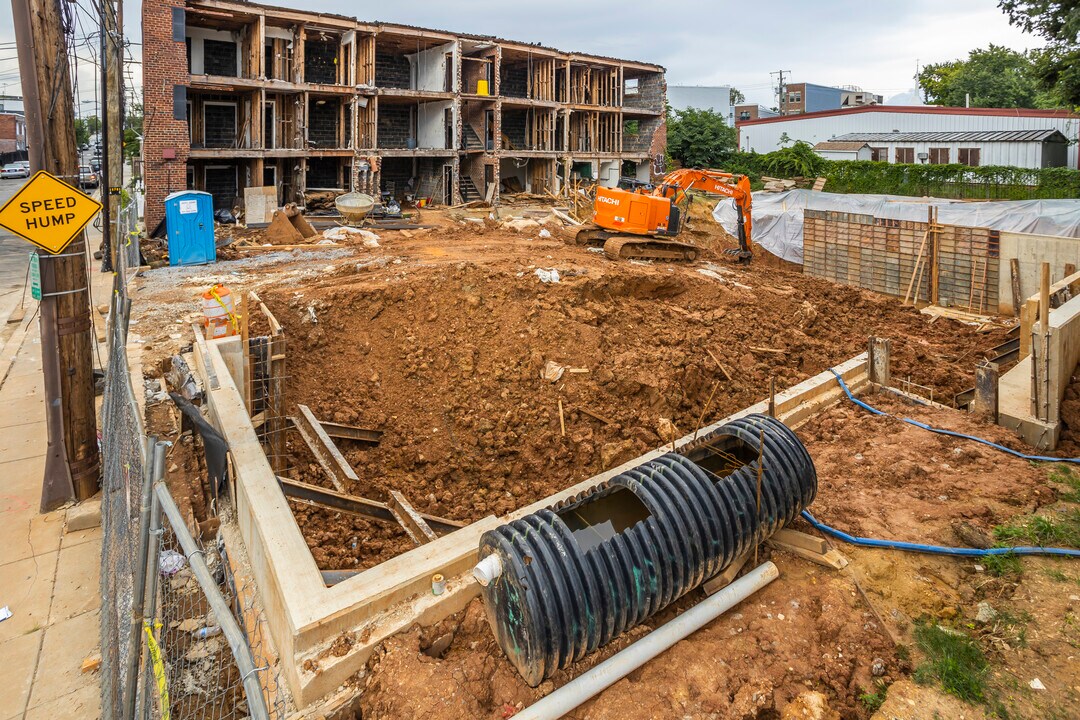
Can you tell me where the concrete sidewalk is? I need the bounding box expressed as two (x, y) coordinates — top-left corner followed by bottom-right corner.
(0, 265), (112, 720)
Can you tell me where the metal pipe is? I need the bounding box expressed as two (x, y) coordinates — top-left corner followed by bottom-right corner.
(123, 436), (159, 720)
(513, 562), (780, 720)
(153, 482), (271, 720)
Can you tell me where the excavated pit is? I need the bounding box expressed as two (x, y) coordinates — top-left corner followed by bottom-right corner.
(253, 242), (1011, 572)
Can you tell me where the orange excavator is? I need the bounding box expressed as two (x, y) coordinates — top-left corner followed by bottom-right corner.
(575, 169), (754, 263)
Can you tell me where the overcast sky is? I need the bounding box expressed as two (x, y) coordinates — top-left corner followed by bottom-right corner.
(0, 0), (1040, 114)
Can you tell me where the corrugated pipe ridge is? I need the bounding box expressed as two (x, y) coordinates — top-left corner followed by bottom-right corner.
(478, 413), (816, 686)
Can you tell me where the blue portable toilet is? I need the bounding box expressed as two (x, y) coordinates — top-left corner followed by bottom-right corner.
(164, 190), (216, 266)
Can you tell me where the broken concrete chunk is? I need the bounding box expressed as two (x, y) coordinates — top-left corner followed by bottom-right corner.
(66, 497), (102, 532)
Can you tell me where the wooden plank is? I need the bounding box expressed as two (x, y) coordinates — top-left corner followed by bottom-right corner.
(767, 537), (848, 569)
(277, 476), (464, 534)
(292, 405), (359, 492)
(702, 551), (751, 596)
(771, 528), (827, 554)
(386, 490), (439, 545)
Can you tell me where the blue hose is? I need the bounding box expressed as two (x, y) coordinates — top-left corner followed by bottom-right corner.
(828, 369), (1080, 464)
(801, 510), (1080, 558)
(808, 370), (1080, 559)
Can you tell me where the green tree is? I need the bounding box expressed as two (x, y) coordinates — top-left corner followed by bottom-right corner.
(74, 118), (90, 148)
(1000, 0), (1080, 107)
(666, 107), (737, 169)
(124, 103), (143, 159)
(917, 45), (1044, 107)
(729, 87), (745, 106)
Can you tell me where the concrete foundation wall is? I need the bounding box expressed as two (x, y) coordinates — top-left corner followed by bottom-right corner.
(997, 232), (1080, 315)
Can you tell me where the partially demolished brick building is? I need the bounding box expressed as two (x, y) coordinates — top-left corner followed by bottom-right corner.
(142, 0), (667, 230)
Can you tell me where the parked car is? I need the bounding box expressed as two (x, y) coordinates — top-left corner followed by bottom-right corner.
(16, 160), (30, 171)
(78, 165), (98, 189)
(1, 163), (29, 179)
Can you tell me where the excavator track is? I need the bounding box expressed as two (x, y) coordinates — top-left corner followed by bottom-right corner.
(602, 236), (700, 262)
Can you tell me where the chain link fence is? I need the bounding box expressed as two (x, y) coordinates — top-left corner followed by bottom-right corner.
(99, 195), (287, 720)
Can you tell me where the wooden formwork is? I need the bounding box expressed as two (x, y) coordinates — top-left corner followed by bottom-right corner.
(804, 209), (1000, 312)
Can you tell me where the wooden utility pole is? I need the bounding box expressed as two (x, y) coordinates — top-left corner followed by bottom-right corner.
(100, 0), (122, 270)
(12, 0), (100, 508)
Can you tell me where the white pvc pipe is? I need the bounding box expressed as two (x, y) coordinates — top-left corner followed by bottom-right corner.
(512, 561), (780, 720)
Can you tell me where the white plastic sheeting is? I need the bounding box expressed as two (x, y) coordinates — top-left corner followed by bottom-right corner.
(713, 190), (1080, 264)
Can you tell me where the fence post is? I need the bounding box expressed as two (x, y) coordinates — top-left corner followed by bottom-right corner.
(139, 452), (165, 720)
(123, 436), (159, 720)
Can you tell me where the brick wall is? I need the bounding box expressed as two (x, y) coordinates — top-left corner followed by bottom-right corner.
(377, 105), (411, 148)
(308, 99), (339, 147)
(375, 52), (410, 89)
(143, 0), (192, 231)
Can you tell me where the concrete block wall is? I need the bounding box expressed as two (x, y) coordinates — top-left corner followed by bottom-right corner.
(142, 0), (192, 231)
(623, 72), (665, 112)
(306, 158), (340, 188)
(203, 38), (239, 76)
(501, 110), (526, 149)
(305, 39), (338, 84)
(308, 99), (340, 148)
(500, 65), (527, 98)
(377, 105), (411, 148)
(375, 52), (411, 89)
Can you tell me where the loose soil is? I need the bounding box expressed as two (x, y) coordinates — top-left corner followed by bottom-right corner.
(356, 395), (1080, 720)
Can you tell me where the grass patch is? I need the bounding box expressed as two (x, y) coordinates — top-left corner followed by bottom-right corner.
(993, 510), (1080, 548)
(1043, 568), (1073, 583)
(983, 552), (1023, 577)
(1047, 464), (1080, 503)
(913, 624), (989, 703)
(858, 680), (888, 713)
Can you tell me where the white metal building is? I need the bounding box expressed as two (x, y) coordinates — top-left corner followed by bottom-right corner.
(737, 106), (1080, 168)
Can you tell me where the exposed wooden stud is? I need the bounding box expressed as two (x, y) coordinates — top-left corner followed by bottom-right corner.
(1010, 257), (1022, 316)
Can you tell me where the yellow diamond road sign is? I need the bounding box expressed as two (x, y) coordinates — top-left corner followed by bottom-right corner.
(0, 170), (102, 254)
